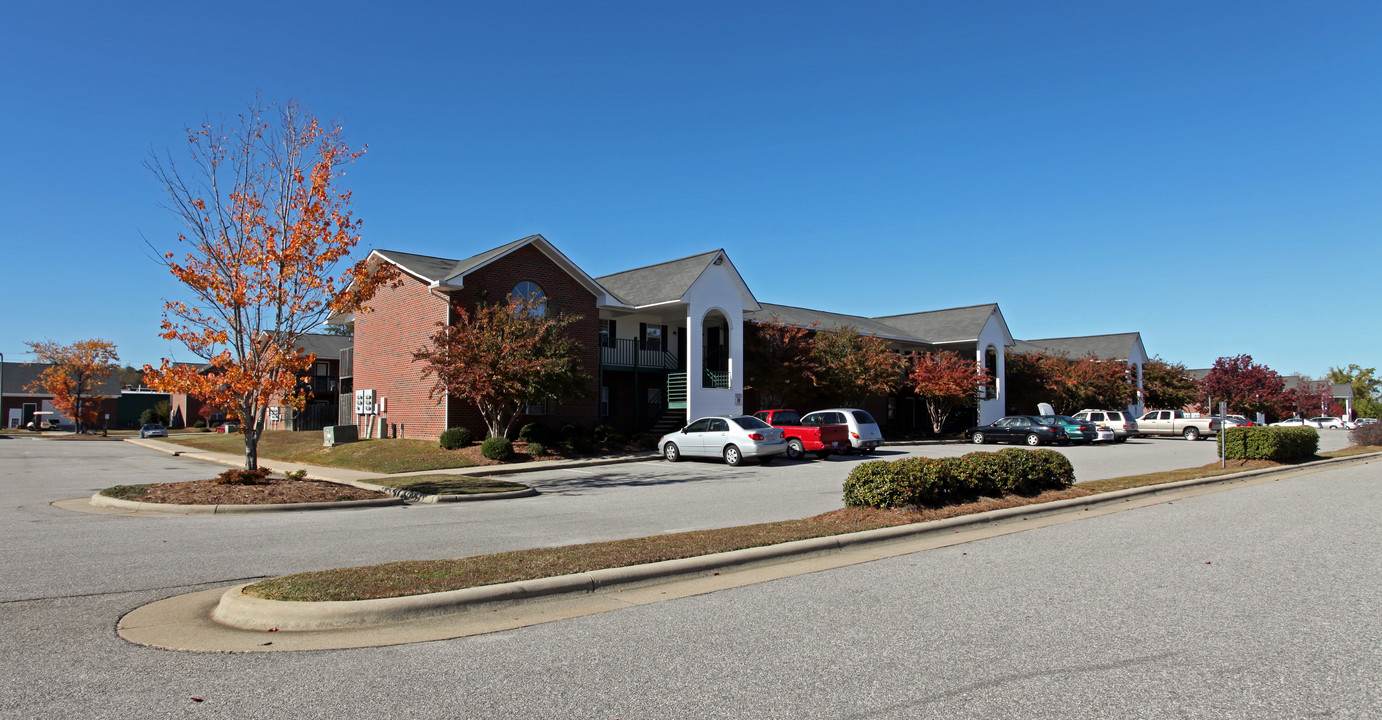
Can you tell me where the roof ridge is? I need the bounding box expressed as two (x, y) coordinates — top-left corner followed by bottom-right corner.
(595, 249), (722, 280)
(871, 303), (995, 319)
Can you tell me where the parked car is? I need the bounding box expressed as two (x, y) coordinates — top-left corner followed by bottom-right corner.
(1038, 415), (1098, 444)
(1136, 410), (1221, 440)
(966, 415), (1069, 446)
(1093, 426), (1116, 443)
(1070, 409), (1139, 442)
(215, 422), (240, 434)
(660, 415), (788, 466)
(799, 408), (883, 453)
(139, 423), (168, 439)
(753, 409), (850, 460)
(1308, 416), (1350, 429)
(1223, 415), (1254, 428)
(1270, 417), (1319, 428)
(1355, 418), (1378, 426)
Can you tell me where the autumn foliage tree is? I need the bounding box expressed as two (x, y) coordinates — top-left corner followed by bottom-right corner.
(144, 98), (395, 470)
(1140, 356), (1199, 411)
(743, 316), (823, 408)
(413, 295), (590, 440)
(808, 326), (907, 407)
(908, 350), (990, 435)
(1004, 351), (1135, 415)
(1199, 354), (1285, 420)
(24, 339), (120, 431)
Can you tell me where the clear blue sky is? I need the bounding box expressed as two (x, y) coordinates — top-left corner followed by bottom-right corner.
(2, 1), (1377, 378)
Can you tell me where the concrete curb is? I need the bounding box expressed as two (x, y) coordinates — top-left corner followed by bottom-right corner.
(209, 451), (1380, 632)
(88, 492), (405, 515)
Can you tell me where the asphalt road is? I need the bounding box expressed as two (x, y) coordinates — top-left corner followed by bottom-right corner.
(1, 433), (1375, 718)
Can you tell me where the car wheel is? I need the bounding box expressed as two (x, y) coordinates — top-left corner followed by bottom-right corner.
(1183, 427), (1200, 441)
(971, 432), (986, 444)
(1025, 433), (1042, 446)
(663, 443), (681, 462)
(1115, 436), (1127, 443)
(814, 450), (831, 459)
(723, 445), (743, 466)
(785, 438), (805, 461)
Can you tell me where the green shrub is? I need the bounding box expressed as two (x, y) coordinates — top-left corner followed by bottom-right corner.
(957, 451), (1008, 497)
(843, 460), (902, 508)
(439, 427), (472, 450)
(192, 419), (206, 429)
(561, 423), (591, 442)
(1218, 426), (1319, 461)
(518, 422), (551, 444)
(602, 431), (629, 449)
(285, 469), (307, 481)
(526, 442), (548, 457)
(593, 424), (617, 442)
(1348, 423), (1382, 447)
(1025, 449), (1075, 490)
(481, 436), (515, 461)
(632, 432), (659, 450)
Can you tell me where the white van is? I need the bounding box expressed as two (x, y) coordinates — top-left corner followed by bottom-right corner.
(800, 408), (883, 453)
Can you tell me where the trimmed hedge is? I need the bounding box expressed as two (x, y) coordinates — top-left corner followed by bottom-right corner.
(1216, 426), (1318, 461)
(481, 436), (515, 461)
(439, 427), (472, 450)
(844, 449), (1074, 509)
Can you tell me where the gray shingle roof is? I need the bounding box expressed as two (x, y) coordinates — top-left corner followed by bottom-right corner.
(291, 333), (353, 360)
(872, 304), (1000, 344)
(1, 362), (123, 396)
(1014, 333), (1142, 362)
(373, 235), (541, 285)
(594, 250), (723, 307)
(747, 303), (932, 345)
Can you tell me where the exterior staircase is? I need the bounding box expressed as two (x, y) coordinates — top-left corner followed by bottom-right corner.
(647, 409), (687, 438)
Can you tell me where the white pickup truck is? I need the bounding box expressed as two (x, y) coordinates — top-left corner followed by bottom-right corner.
(1137, 410), (1221, 440)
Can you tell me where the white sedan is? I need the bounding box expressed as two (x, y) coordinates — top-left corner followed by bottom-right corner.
(1270, 417), (1320, 428)
(660, 415), (789, 466)
(1309, 416), (1352, 429)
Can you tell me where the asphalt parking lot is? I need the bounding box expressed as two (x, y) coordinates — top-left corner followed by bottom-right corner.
(0, 430), (1371, 718)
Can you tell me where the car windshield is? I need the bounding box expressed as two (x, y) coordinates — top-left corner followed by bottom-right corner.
(732, 416), (772, 430)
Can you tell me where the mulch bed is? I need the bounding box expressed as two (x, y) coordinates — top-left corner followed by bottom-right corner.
(118, 478), (389, 505)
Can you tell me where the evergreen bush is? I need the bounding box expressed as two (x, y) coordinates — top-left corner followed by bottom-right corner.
(439, 427), (472, 450)
(481, 436), (515, 461)
(1218, 426), (1318, 461)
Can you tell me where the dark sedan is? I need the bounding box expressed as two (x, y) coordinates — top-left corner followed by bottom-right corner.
(966, 415), (1069, 446)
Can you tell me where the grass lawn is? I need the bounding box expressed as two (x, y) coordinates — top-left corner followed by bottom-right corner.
(236, 445), (1382, 603)
(162, 431), (479, 474)
(364, 474), (529, 495)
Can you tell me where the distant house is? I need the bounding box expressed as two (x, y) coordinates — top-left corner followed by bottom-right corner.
(1012, 332), (1148, 416)
(1, 361), (122, 429)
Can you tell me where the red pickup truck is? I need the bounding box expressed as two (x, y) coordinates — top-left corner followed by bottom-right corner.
(753, 409), (851, 460)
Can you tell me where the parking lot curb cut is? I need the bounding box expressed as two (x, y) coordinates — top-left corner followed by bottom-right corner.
(88, 492), (405, 515)
(207, 451), (1380, 633)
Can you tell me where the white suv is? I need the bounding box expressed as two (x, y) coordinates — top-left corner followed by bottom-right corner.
(1071, 409), (1139, 442)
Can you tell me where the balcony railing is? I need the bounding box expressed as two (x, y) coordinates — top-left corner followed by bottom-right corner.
(703, 369), (730, 389)
(601, 338), (676, 371)
(667, 373), (687, 409)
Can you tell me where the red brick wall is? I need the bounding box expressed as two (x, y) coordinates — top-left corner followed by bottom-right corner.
(441, 244), (600, 437)
(353, 272), (450, 440)
(353, 243), (600, 441)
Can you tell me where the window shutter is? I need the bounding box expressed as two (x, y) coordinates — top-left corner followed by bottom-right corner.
(608, 319), (616, 348)
(659, 325), (668, 352)
(639, 323), (647, 351)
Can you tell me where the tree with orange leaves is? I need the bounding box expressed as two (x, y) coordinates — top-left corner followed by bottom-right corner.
(909, 350), (991, 435)
(144, 98), (396, 470)
(24, 339), (120, 432)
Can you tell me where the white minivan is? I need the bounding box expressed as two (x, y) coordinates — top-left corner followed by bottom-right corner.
(800, 408), (883, 453)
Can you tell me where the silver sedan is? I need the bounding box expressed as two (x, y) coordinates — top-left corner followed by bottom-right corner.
(659, 415), (789, 466)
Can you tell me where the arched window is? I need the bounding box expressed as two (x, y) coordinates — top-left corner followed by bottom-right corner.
(510, 281), (546, 317)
